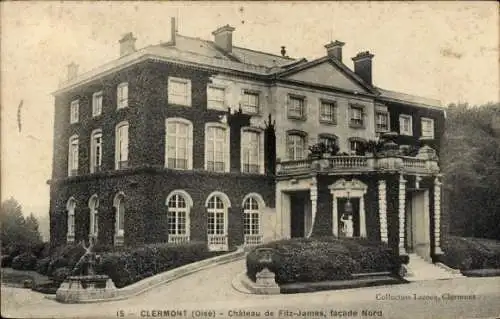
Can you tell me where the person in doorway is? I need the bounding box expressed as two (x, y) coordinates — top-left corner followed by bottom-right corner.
(340, 213), (354, 237)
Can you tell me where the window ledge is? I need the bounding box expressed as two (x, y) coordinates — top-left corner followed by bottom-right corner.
(349, 123), (366, 129)
(168, 103), (192, 108)
(319, 120), (337, 126)
(287, 115), (307, 121)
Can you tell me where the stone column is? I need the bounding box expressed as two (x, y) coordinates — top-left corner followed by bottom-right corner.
(378, 179), (388, 243)
(359, 197), (367, 237)
(332, 194), (338, 237)
(307, 185), (318, 238)
(434, 176), (444, 255)
(398, 174), (407, 255)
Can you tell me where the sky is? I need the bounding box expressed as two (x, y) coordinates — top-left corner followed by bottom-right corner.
(1, 1), (498, 219)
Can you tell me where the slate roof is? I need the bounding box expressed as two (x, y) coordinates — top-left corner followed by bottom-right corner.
(55, 31), (442, 109)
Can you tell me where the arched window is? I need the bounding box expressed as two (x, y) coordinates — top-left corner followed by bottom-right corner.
(242, 194), (265, 245)
(205, 123), (230, 172)
(88, 194), (99, 239)
(166, 190), (193, 244)
(68, 135), (79, 176)
(165, 118), (193, 170)
(286, 131), (307, 160)
(66, 197), (76, 243)
(113, 192), (125, 246)
(115, 121), (129, 169)
(205, 192), (230, 251)
(90, 129), (103, 173)
(349, 137), (366, 156)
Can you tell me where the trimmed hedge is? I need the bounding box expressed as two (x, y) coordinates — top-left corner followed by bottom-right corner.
(246, 237), (400, 284)
(11, 253), (37, 271)
(442, 236), (500, 270)
(95, 242), (228, 288)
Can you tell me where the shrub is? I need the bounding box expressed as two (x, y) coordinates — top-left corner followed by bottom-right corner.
(246, 237), (400, 284)
(52, 267), (71, 284)
(442, 236), (500, 270)
(36, 257), (51, 276)
(46, 244), (85, 277)
(95, 242), (222, 288)
(31, 242), (50, 259)
(1, 255), (13, 268)
(11, 253), (37, 271)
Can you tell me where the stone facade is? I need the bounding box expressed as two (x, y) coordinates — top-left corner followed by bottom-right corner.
(50, 24), (446, 259)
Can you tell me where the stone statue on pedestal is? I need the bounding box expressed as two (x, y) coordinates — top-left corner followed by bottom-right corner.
(341, 213), (354, 238)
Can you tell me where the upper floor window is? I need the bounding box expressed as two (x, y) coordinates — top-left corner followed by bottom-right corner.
(241, 129), (263, 174)
(376, 112), (390, 132)
(90, 130), (103, 173)
(421, 118), (435, 139)
(287, 131), (306, 160)
(399, 114), (413, 136)
(205, 123), (229, 172)
(117, 82), (128, 109)
(320, 100), (337, 124)
(349, 138), (366, 156)
(319, 134), (338, 149)
(287, 95), (306, 120)
(207, 86), (226, 110)
(241, 91), (260, 115)
(70, 100), (79, 124)
(115, 122), (129, 169)
(68, 135), (79, 176)
(349, 105), (365, 128)
(166, 118), (193, 170)
(92, 91), (103, 117)
(168, 77), (191, 106)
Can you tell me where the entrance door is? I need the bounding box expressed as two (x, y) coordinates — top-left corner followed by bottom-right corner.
(290, 193), (306, 238)
(406, 191), (430, 260)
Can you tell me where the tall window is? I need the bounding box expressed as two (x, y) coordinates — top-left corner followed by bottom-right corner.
(207, 86), (225, 110)
(241, 130), (261, 174)
(92, 91), (103, 117)
(207, 195), (227, 236)
(287, 132), (306, 160)
(115, 122), (129, 169)
(114, 193), (125, 238)
(88, 195), (99, 239)
(243, 196), (260, 236)
(167, 194), (188, 236)
(66, 198), (76, 243)
(68, 135), (79, 176)
(90, 130), (102, 173)
(205, 124), (229, 172)
(166, 119), (192, 169)
(376, 112), (389, 132)
(421, 118), (435, 138)
(399, 114), (413, 136)
(349, 105), (364, 127)
(242, 91), (260, 114)
(350, 138), (366, 156)
(117, 82), (128, 109)
(288, 95), (305, 119)
(168, 77), (191, 106)
(70, 100), (79, 124)
(320, 101), (337, 124)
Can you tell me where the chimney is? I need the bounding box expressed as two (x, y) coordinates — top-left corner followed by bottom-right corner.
(171, 17), (176, 45)
(325, 40), (345, 61)
(119, 32), (137, 56)
(67, 62), (78, 81)
(212, 25), (235, 52)
(352, 51), (375, 85)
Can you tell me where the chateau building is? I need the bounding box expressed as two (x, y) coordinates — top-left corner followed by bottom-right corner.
(50, 19), (446, 262)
